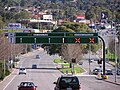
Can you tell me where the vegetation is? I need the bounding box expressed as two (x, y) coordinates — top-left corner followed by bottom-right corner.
(54, 58), (61, 63)
(0, 0), (119, 76)
(54, 58), (84, 74)
(42, 22), (100, 63)
(60, 67), (84, 74)
(0, 61), (10, 80)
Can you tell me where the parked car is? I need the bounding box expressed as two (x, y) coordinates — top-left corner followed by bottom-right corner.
(79, 62), (83, 65)
(105, 69), (113, 75)
(18, 82), (37, 90)
(32, 64), (37, 69)
(93, 67), (102, 75)
(19, 67), (27, 75)
(117, 68), (120, 75)
(89, 59), (94, 63)
(53, 75), (82, 90)
(36, 55), (40, 59)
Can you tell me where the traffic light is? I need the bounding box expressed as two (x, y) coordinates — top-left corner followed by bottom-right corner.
(72, 58), (76, 63)
(98, 60), (102, 64)
(105, 49), (108, 54)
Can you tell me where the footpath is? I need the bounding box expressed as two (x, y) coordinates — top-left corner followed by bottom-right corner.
(104, 61), (120, 86)
(56, 60), (120, 86)
(103, 75), (120, 86)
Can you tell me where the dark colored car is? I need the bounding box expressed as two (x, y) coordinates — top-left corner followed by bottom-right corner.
(117, 69), (120, 75)
(32, 64), (37, 69)
(93, 68), (102, 75)
(36, 55), (40, 59)
(53, 75), (82, 90)
(105, 69), (113, 75)
(18, 82), (37, 90)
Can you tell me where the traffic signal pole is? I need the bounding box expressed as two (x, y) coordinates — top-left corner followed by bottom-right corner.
(98, 36), (105, 76)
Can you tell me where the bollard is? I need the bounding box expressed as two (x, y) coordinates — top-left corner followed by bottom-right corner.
(103, 75), (108, 79)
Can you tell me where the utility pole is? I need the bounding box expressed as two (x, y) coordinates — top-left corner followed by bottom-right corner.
(3, 35), (6, 75)
(89, 44), (91, 74)
(18, 0), (21, 13)
(114, 21), (119, 82)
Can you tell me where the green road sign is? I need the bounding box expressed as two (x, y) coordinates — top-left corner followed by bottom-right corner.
(15, 36), (98, 44)
(14, 32), (98, 44)
(64, 37), (98, 44)
(15, 32), (98, 37)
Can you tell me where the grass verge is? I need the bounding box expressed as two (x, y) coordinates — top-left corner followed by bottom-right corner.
(54, 58), (85, 74)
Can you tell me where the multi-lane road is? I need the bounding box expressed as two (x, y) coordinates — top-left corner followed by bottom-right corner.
(0, 48), (120, 90)
(0, 48), (62, 90)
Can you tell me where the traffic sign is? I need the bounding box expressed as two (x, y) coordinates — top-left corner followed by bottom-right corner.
(32, 44), (37, 49)
(8, 23), (21, 29)
(8, 33), (15, 43)
(13, 32), (98, 44)
(15, 36), (98, 44)
(64, 37), (98, 44)
(101, 12), (108, 19)
(15, 32), (98, 37)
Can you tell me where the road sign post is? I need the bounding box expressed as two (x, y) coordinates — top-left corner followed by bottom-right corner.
(98, 36), (106, 76)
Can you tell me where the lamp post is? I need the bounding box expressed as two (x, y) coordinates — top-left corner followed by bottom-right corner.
(89, 44), (91, 74)
(114, 26), (119, 82)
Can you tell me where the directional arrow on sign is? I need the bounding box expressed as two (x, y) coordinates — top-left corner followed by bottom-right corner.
(101, 12), (108, 19)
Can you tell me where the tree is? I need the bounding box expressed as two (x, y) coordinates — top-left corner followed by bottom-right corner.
(14, 10), (31, 20)
(108, 37), (115, 54)
(0, 16), (5, 29)
(42, 22), (99, 63)
(85, 6), (113, 21)
(61, 44), (83, 63)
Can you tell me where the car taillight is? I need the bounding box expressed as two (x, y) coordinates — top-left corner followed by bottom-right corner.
(33, 87), (36, 90)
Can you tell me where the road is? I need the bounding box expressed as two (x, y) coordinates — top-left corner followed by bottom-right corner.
(80, 54), (114, 75)
(0, 48), (63, 90)
(0, 48), (120, 90)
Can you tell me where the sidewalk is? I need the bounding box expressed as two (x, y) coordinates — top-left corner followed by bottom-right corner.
(107, 61), (115, 67)
(103, 75), (120, 86)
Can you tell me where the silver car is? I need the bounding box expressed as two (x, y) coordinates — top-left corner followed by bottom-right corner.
(19, 67), (27, 75)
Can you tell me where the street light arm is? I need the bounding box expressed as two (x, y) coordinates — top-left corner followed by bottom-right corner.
(98, 36), (106, 75)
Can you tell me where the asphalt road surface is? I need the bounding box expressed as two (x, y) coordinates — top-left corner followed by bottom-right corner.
(0, 48), (63, 90)
(0, 48), (120, 90)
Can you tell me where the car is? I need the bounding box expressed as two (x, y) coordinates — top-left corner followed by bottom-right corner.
(18, 82), (37, 90)
(36, 55), (40, 59)
(93, 67), (102, 75)
(19, 67), (27, 75)
(32, 64), (37, 69)
(117, 68), (120, 75)
(53, 75), (82, 90)
(105, 69), (113, 75)
(79, 62), (83, 65)
(89, 59), (94, 63)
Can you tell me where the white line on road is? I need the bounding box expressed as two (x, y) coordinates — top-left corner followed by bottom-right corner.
(74, 75), (96, 77)
(3, 75), (17, 90)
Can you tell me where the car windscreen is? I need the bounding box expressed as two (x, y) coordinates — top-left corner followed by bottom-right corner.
(20, 68), (25, 70)
(20, 82), (34, 87)
(60, 77), (79, 84)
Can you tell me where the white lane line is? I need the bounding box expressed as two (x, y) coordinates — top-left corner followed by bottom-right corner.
(3, 75), (17, 90)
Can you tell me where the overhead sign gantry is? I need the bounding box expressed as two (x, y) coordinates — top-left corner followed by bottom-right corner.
(8, 32), (107, 77)
(10, 32), (98, 44)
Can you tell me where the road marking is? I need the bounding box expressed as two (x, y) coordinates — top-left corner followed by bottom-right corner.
(74, 75), (96, 77)
(3, 75), (17, 90)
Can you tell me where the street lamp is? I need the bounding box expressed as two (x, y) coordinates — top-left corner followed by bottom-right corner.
(114, 30), (119, 82)
(89, 44), (91, 74)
